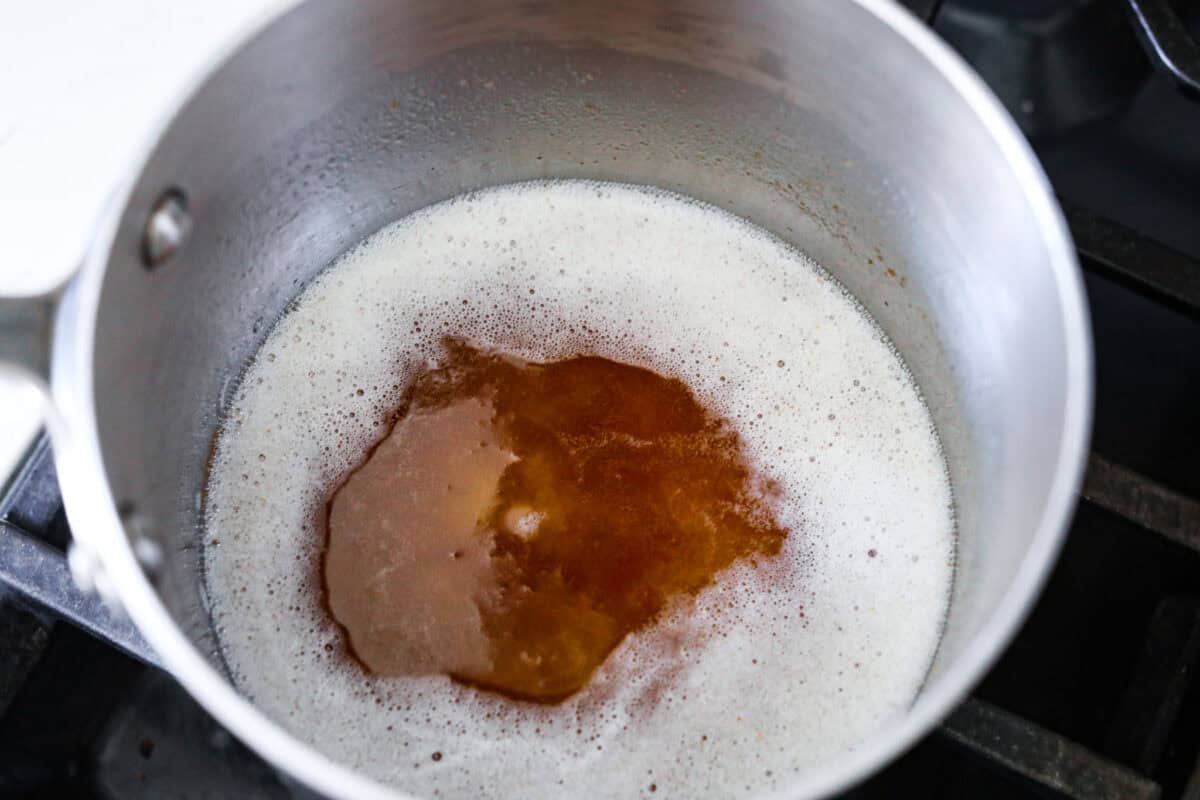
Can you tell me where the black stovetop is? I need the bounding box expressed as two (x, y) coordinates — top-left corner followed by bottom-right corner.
(3, 2), (1200, 798)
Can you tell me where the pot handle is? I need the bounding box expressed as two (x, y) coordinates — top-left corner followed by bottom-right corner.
(0, 309), (161, 666)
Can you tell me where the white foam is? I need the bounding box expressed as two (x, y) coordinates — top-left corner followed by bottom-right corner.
(203, 180), (955, 799)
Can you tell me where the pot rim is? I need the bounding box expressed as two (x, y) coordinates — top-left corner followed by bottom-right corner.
(47, 1), (1093, 797)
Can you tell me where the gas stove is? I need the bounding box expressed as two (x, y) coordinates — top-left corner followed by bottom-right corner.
(3, 1), (1200, 798)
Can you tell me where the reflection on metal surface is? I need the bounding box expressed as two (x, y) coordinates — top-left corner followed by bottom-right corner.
(141, 189), (192, 269)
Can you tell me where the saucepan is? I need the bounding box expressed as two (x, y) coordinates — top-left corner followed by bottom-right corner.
(0, 0), (1091, 797)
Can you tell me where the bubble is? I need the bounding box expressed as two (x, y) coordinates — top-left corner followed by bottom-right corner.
(203, 180), (955, 800)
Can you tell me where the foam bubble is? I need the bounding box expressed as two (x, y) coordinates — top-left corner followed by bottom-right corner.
(203, 180), (955, 799)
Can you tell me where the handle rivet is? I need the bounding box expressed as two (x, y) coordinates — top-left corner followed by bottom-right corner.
(142, 189), (192, 269)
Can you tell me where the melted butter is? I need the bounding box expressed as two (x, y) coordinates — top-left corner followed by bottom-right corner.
(324, 339), (788, 702)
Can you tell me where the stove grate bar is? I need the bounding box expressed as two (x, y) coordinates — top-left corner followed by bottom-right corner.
(1106, 596), (1200, 775)
(1082, 453), (1200, 552)
(0, 520), (159, 668)
(1066, 202), (1200, 318)
(941, 698), (1161, 800)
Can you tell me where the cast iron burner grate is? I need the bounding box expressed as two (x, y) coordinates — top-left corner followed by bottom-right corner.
(849, 207), (1200, 800)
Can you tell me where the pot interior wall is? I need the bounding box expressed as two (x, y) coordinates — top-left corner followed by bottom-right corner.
(90, 0), (1072, 739)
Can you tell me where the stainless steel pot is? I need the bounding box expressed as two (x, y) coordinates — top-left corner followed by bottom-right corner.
(1, 0), (1092, 797)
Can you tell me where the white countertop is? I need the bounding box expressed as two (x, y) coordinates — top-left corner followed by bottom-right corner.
(0, 0), (296, 481)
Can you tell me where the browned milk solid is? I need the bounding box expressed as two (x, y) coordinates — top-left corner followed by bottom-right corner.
(203, 181), (956, 799)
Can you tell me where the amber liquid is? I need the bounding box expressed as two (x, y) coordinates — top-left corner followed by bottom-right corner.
(323, 339), (788, 702)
